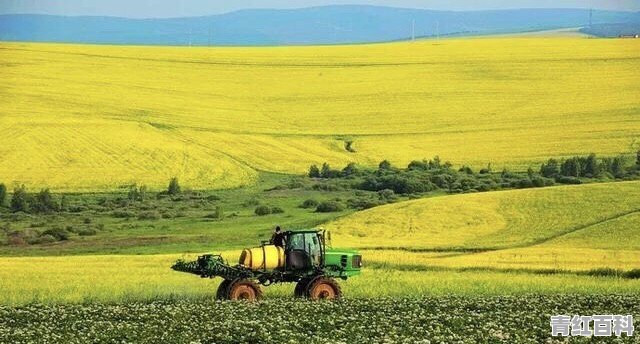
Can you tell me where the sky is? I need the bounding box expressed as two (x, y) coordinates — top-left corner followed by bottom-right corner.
(1, 0), (639, 18)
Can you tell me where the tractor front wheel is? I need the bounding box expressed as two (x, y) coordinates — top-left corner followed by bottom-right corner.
(294, 278), (311, 298)
(216, 279), (232, 300)
(226, 279), (263, 301)
(306, 277), (342, 300)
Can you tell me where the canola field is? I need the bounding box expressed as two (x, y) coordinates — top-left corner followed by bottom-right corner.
(1, 37), (639, 191)
(2, 181), (640, 305)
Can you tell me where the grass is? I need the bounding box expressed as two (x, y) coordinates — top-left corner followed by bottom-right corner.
(1, 37), (639, 191)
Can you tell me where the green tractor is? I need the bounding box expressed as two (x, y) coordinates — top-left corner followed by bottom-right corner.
(172, 230), (362, 301)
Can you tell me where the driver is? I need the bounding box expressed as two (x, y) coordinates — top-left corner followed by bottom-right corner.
(270, 226), (286, 248)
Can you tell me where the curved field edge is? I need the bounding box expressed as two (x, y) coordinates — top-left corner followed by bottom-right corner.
(1, 37), (639, 191)
(327, 181), (640, 250)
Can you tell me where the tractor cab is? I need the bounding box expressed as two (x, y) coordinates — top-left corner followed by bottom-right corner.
(284, 230), (324, 270)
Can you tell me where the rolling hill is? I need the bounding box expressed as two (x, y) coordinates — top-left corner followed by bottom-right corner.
(1, 37), (639, 191)
(328, 181), (640, 271)
(1, 6), (639, 46)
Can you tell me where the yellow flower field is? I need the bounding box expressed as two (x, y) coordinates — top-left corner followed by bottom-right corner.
(1, 37), (639, 191)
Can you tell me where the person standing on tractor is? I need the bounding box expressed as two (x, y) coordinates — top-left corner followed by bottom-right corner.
(271, 226), (286, 248)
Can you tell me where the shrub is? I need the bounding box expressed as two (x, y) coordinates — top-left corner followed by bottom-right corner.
(341, 163), (359, 177)
(0, 183), (6, 206)
(77, 228), (97, 236)
(316, 201), (344, 213)
(624, 269), (640, 279)
(167, 177), (181, 195)
(31, 189), (59, 214)
(31, 234), (57, 245)
(41, 228), (69, 241)
(254, 205), (272, 216)
(10, 185), (30, 213)
(308, 165), (321, 178)
(377, 189), (396, 201)
(271, 206), (285, 214)
(300, 199), (319, 209)
(556, 176), (582, 185)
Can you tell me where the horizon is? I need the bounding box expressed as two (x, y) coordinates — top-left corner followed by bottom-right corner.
(1, 1), (639, 19)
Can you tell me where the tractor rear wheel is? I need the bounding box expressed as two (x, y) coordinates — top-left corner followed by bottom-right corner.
(226, 279), (263, 301)
(294, 278), (311, 298)
(216, 279), (232, 300)
(306, 276), (342, 300)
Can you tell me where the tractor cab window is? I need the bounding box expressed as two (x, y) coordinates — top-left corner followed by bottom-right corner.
(286, 232), (322, 266)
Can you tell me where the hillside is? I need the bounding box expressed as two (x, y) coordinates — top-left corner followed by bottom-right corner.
(1, 7), (639, 46)
(329, 181), (640, 272)
(1, 37), (639, 191)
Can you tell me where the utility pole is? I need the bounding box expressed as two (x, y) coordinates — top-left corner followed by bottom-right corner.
(208, 25), (213, 46)
(436, 20), (440, 40)
(589, 8), (593, 28)
(411, 20), (416, 42)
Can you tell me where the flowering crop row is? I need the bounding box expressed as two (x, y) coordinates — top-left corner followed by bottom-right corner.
(1, 295), (638, 343)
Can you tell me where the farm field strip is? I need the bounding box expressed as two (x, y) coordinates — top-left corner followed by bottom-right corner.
(1, 253), (640, 305)
(1, 37), (639, 191)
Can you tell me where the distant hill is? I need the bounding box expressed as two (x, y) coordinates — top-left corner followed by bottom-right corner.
(581, 23), (640, 37)
(1, 6), (639, 45)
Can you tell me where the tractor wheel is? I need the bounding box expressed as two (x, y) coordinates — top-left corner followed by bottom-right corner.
(294, 278), (311, 298)
(216, 279), (232, 300)
(226, 279), (263, 301)
(306, 276), (342, 300)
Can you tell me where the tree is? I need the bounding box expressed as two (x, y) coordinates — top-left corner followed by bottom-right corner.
(637, 150), (640, 167)
(10, 185), (30, 213)
(560, 158), (581, 177)
(167, 177), (181, 195)
(611, 156), (625, 178)
(378, 160), (393, 171)
(0, 183), (6, 207)
(32, 189), (58, 213)
(583, 153), (598, 177)
(540, 159), (559, 178)
(308, 165), (321, 178)
(341, 163), (359, 177)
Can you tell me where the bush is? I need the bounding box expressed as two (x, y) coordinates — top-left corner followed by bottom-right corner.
(41, 228), (69, 241)
(624, 269), (640, 279)
(308, 165), (321, 178)
(243, 198), (260, 207)
(300, 199), (319, 209)
(377, 189), (396, 201)
(10, 185), (30, 213)
(31, 189), (59, 214)
(167, 177), (181, 195)
(254, 205), (272, 216)
(316, 201), (344, 213)
(556, 176), (582, 185)
(0, 183), (6, 206)
(77, 228), (97, 236)
(31, 234), (57, 245)
(271, 206), (285, 214)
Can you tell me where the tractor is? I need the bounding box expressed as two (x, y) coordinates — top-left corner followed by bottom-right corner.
(171, 229), (362, 300)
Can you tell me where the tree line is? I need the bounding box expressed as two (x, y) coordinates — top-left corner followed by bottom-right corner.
(308, 152), (640, 195)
